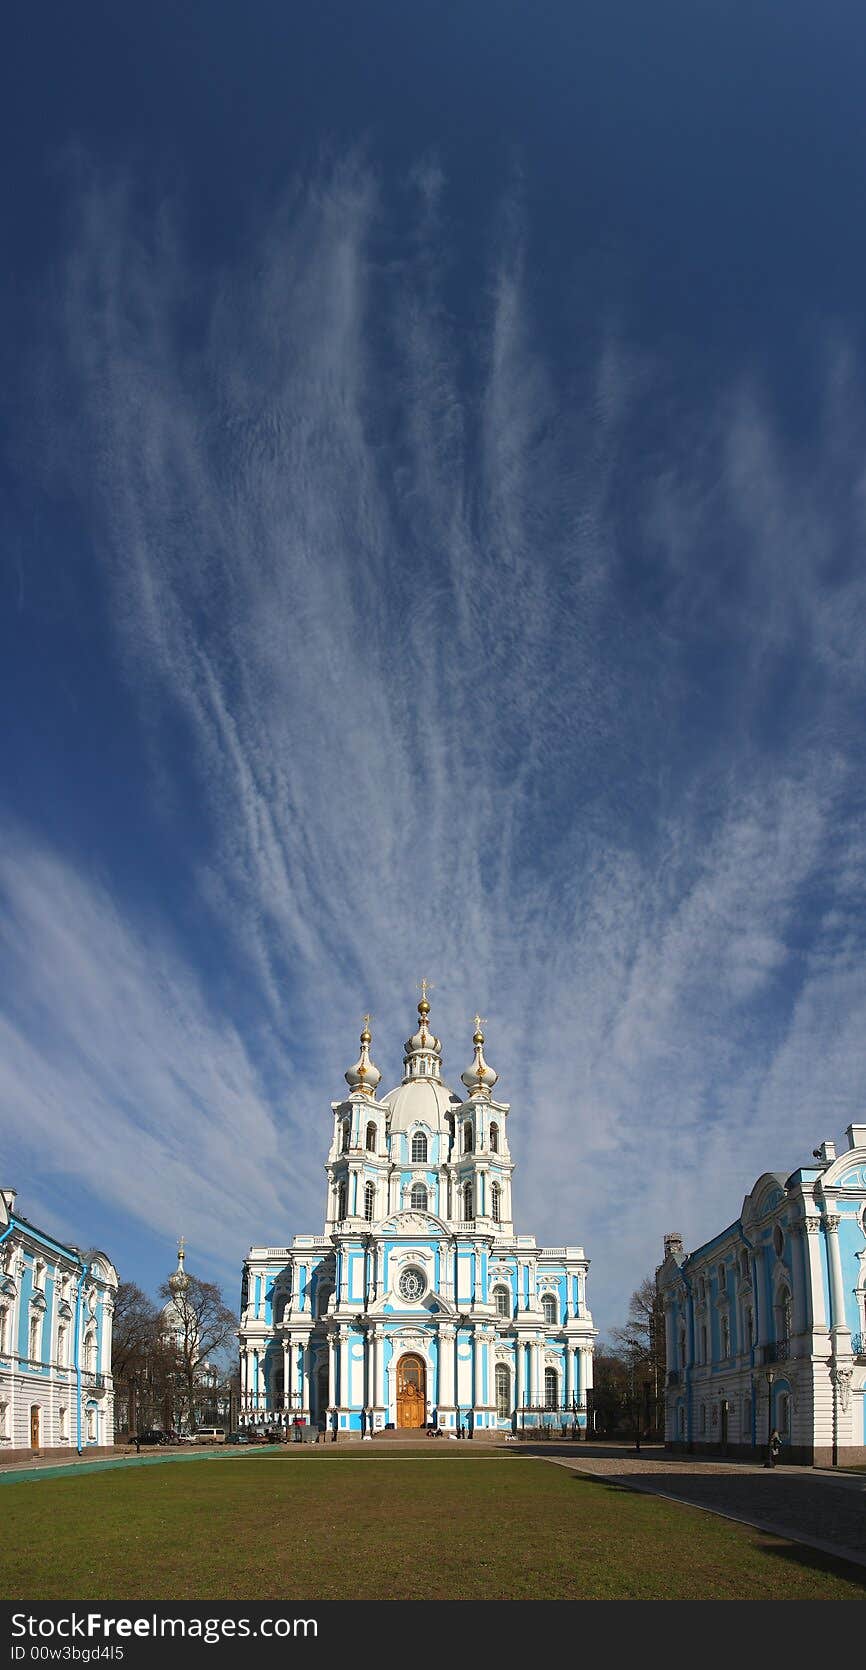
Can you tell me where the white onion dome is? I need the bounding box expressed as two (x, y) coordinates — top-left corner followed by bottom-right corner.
(380, 993), (461, 1134)
(168, 1238), (190, 1297)
(460, 1018), (499, 1097)
(345, 1018), (382, 1097)
(402, 997), (443, 1081)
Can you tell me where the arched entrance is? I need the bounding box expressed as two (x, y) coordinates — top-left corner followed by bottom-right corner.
(396, 1354), (426, 1428)
(30, 1405), (40, 1448)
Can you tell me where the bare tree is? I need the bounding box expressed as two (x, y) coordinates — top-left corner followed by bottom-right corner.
(609, 1275), (667, 1439)
(111, 1282), (159, 1435)
(158, 1272), (237, 1432)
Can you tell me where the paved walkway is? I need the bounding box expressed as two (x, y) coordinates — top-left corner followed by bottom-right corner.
(527, 1443), (866, 1573)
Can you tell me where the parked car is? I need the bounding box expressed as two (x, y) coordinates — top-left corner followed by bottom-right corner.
(193, 1427), (226, 1444)
(226, 1431), (251, 1445)
(136, 1429), (170, 1446)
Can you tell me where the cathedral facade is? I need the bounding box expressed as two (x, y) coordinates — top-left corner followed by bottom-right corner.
(239, 996), (595, 1435)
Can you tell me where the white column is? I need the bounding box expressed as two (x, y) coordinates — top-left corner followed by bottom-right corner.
(752, 1247), (766, 1344)
(473, 1245), (482, 1306)
(803, 1218), (827, 1333)
(531, 1341), (542, 1406)
(283, 1339), (291, 1417)
(376, 1331), (386, 1413)
(339, 1329), (350, 1409)
(327, 1333), (337, 1416)
(300, 1342), (311, 1418)
(439, 1328), (455, 1414)
(565, 1346), (574, 1405)
(515, 1337), (525, 1412)
(825, 1215), (850, 1338)
(790, 1226), (808, 1336)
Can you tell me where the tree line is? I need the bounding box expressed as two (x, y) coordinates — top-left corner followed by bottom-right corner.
(590, 1275), (666, 1441)
(111, 1270), (238, 1436)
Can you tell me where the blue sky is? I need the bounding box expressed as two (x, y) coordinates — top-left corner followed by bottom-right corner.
(3, 1), (866, 1338)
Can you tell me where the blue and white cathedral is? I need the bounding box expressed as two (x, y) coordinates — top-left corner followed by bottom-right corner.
(239, 994), (596, 1435)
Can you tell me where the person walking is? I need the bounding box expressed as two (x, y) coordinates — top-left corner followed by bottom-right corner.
(764, 1428), (781, 1467)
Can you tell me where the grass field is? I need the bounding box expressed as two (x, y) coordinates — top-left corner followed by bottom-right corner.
(3, 1453), (866, 1601)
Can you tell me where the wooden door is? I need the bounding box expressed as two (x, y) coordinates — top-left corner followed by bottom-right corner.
(30, 1405), (40, 1448)
(396, 1354), (426, 1428)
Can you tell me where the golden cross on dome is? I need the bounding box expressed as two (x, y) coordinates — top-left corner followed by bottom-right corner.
(362, 1014), (372, 1032)
(418, 978), (434, 1002)
(178, 1235), (185, 1257)
(474, 1014), (486, 1033)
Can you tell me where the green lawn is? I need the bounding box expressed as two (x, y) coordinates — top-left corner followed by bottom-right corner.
(3, 1454), (865, 1601)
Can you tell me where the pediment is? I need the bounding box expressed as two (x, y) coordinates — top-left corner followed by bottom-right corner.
(379, 1210), (449, 1237)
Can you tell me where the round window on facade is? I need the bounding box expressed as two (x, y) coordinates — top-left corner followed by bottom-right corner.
(398, 1267), (426, 1303)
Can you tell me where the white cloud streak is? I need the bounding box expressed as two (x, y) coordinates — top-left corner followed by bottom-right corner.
(11, 153), (866, 1330)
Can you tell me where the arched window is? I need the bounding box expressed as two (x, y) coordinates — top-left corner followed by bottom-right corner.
(84, 1332), (96, 1374)
(495, 1362), (510, 1418)
(463, 1181), (473, 1221)
(542, 1293), (557, 1326)
(317, 1282), (333, 1318)
(491, 1182), (501, 1224)
(775, 1286), (792, 1346)
(679, 1327), (687, 1369)
(494, 1286), (511, 1318)
(490, 1122), (499, 1153)
(340, 1120), (350, 1154)
(365, 1122), (376, 1152)
(411, 1131), (428, 1163)
(463, 1123), (473, 1153)
(720, 1315), (730, 1358)
(410, 1183), (428, 1211)
(364, 1182), (376, 1222)
(336, 1181), (347, 1220)
(544, 1367), (558, 1409)
(717, 1263), (727, 1292)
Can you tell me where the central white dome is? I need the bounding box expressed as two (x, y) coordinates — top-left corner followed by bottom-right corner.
(381, 1076), (463, 1134)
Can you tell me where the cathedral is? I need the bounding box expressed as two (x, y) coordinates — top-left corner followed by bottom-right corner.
(239, 993), (596, 1435)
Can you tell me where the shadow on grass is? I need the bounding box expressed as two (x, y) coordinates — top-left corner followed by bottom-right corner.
(558, 1467), (866, 1592)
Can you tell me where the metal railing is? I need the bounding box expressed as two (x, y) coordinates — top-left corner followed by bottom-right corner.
(852, 1333), (864, 1356)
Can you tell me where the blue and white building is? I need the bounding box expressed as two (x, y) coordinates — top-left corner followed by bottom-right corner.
(240, 996), (596, 1435)
(0, 1188), (118, 1451)
(657, 1127), (866, 1465)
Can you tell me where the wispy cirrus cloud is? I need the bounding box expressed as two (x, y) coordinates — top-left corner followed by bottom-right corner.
(10, 152), (866, 1329)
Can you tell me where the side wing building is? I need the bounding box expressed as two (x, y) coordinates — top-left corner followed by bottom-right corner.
(0, 1188), (118, 1453)
(657, 1127), (866, 1465)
